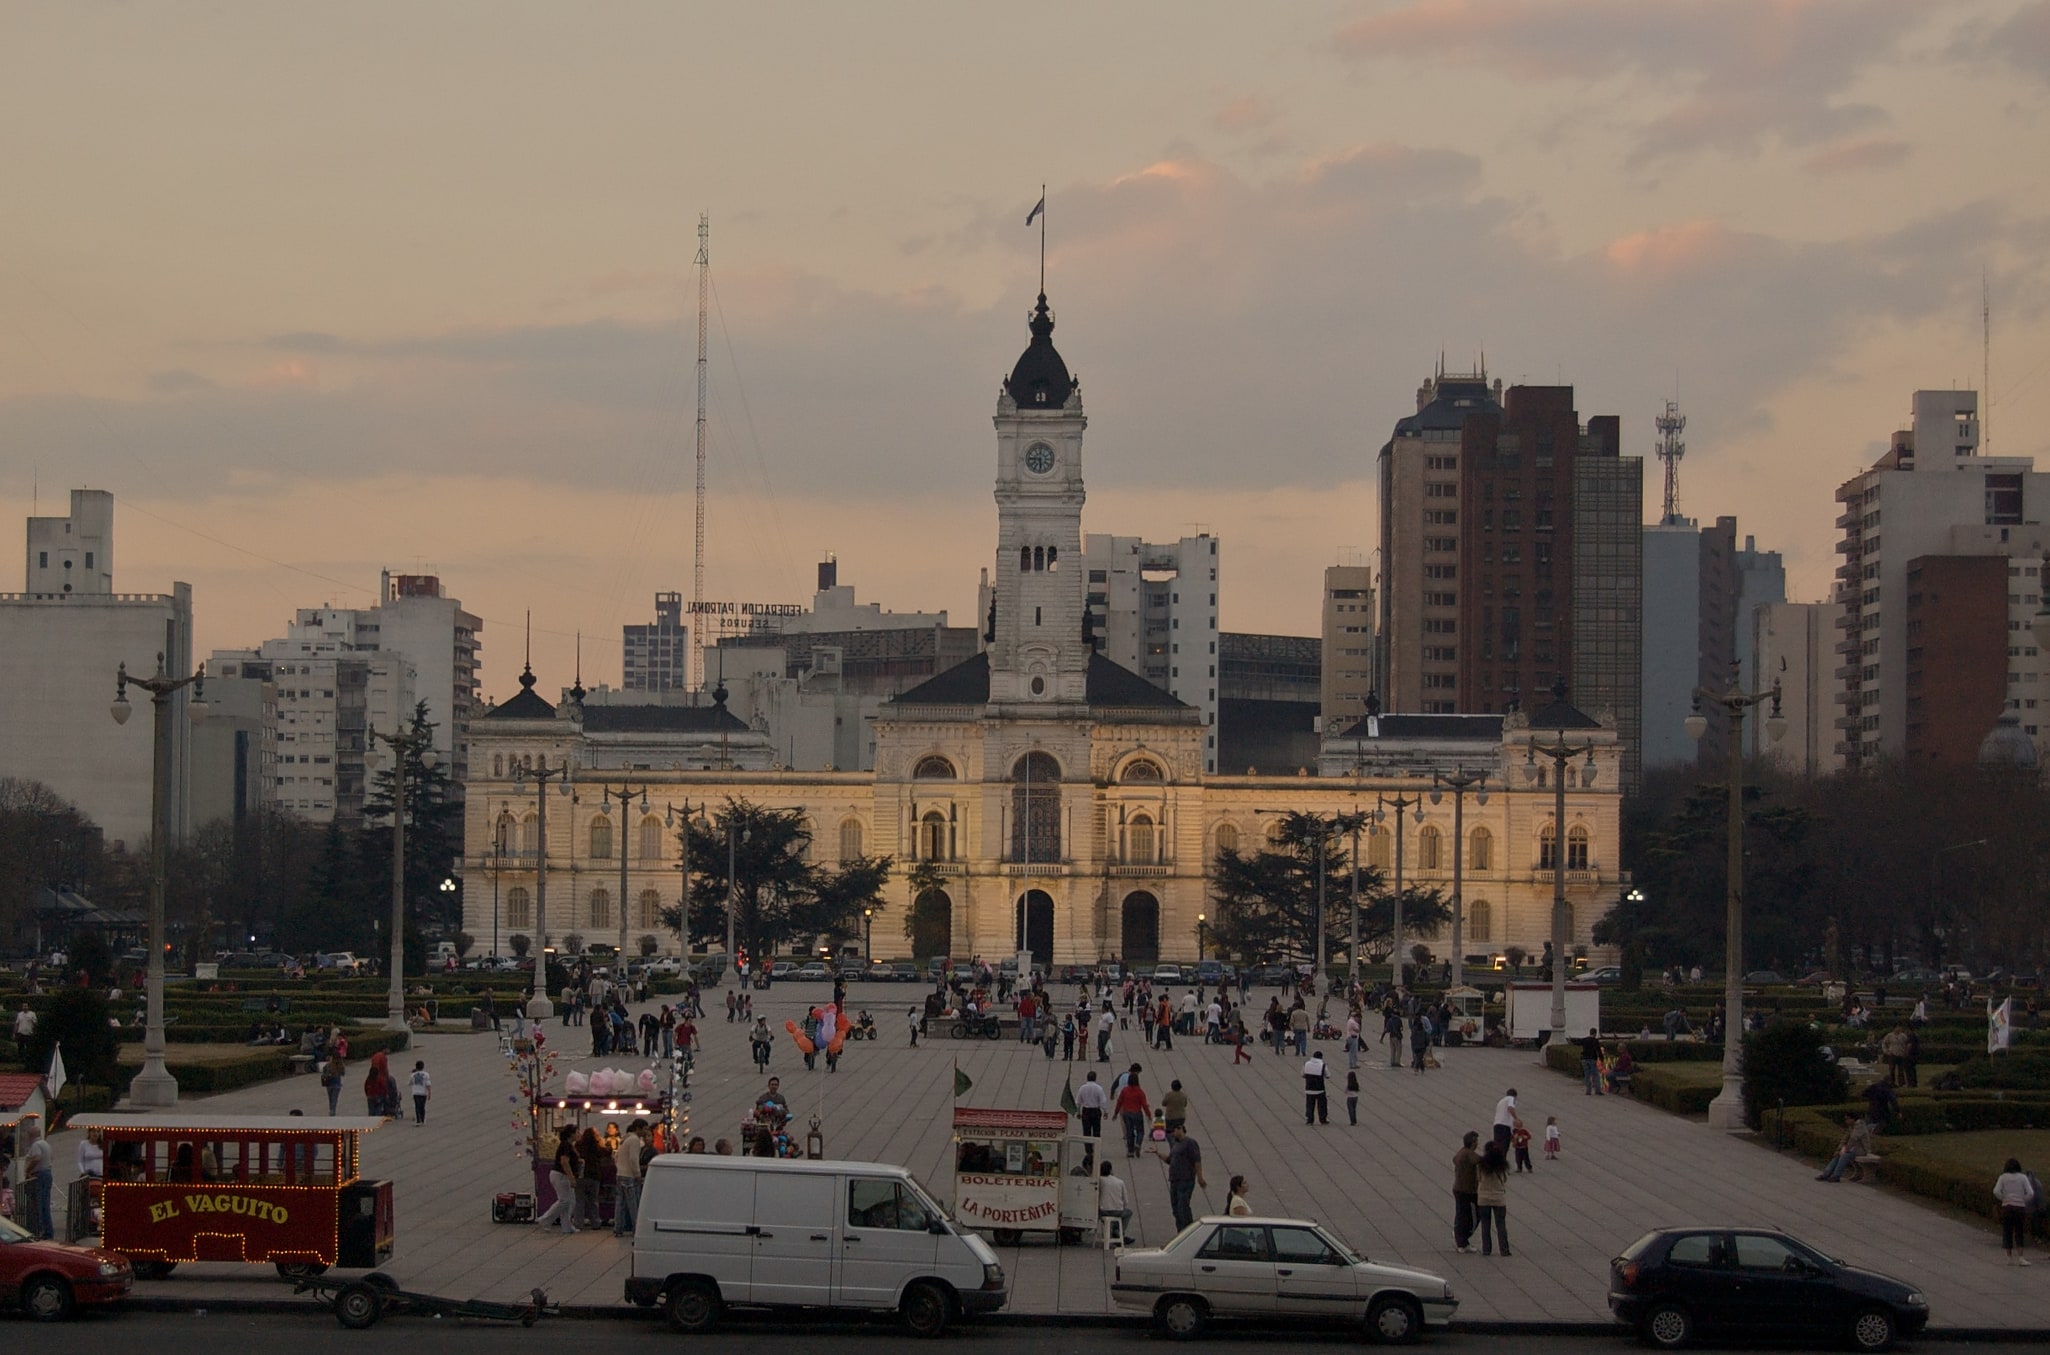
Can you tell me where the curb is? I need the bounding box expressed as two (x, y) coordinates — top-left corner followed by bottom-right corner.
(112, 1297), (2050, 1339)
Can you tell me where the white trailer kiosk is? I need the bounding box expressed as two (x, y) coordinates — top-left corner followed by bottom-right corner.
(950, 1108), (1099, 1245)
(1502, 981), (1601, 1044)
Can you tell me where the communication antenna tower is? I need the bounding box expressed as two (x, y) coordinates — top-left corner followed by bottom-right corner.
(692, 213), (709, 695)
(1655, 400), (1686, 525)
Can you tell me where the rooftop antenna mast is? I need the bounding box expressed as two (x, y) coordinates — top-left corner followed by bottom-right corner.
(692, 212), (710, 698)
(1655, 400), (1686, 525)
(1983, 269), (1991, 454)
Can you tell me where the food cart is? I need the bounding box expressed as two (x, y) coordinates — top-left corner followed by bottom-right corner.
(950, 1107), (1099, 1245)
(524, 1089), (673, 1223)
(69, 1113), (392, 1280)
(1442, 985), (1485, 1045)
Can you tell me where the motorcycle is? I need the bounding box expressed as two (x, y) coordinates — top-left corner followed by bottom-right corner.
(949, 1012), (1004, 1040)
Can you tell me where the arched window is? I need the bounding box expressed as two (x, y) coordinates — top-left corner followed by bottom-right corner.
(1418, 825), (1442, 871)
(522, 813), (540, 857)
(912, 755), (956, 780)
(589, 817), (613, 861)
(1539, 823), (1557, 871)
(1120, 758), (1163, 783)
(1045, 546), (1058, 571)
(1011, 752), (1062, 862)
(1468, 898), (1491, 943)
(637, 889), (661, 930)
(839, 817), (865, 863)
(1469, 826), (1493, 872)
(1214, 823), (1240, 856)
(1033, 545), (1045, 571)
(1567, 825), (1590, 870)
(1020, 545), (1031, 572)
(506, 887), (531, 929)
(640, 816), (663, 860)
(922, 810), (948, 862)
(1367, 825), (1391, 869)
(492, 754), (503, 778)
(495, 813), (516, 856)
(589, 888), (611, 929)
(1265, 818), (1288, 847)
(1128, 813), (1156, 865)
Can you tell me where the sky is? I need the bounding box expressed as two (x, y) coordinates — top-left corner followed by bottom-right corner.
(4, 1), (2049, 705)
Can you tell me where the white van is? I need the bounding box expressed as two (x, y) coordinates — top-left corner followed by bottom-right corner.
(627, 1155), (1005, 1336)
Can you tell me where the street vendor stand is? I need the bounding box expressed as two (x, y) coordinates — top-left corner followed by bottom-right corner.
(1442, 986), (1485, 1045)
(69, 1113), (392, 1279)
(521, 1089), (671, 1224)
(951, 1107), (1098, 1245)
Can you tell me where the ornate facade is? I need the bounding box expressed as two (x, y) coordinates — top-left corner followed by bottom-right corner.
(459, 294), (1626, 966)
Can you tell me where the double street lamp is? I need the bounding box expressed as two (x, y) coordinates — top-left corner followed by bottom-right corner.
(367, 724), (438, 1033)
(1525, 707), (1600, 1044)
(111, 655), (207, 1108)
(1372, 793), (1423, 990)
(599, 782), (652, 963)
(1684, 660), (1786, 1131)
(1430, 767), (1490, 991)
(512, 758), (573, 1017)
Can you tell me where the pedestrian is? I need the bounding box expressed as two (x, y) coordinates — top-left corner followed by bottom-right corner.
(1384, 1003), (1404, 1067)
(1226, 1174), (1252, 1216)
(1077, 1071), (1106, 1139)
(1113, 1071), (1151, 1158)
(751, 1016), (773, 1072)
(535, 1127), (581, 1234)
(1096, 1001), (1116, 1062)
(614, 1119), (647, 1237)
(574, 1127), (608, 1228)
(1409, 1015), (1431, 1073)
(1816, 1114), (1874, 1182)
(1544, 1116), (1561, 1161)
(1141, 995), (1157, 1046)
(1451, 1131), (1481, 1253)
(1231, 1014), (1251, 1064)
(1162, 1079), (1189, 1134)
(1302, 1049), (1329, 1125)
(1154, 994), (1174, 1050)
(1062, 1011), (1078, 1061)
(1511, 1120), (1533, 1172)
(1290, 1001), (1311, 1057)
(1345, 1069), (1361, 1126)
(1994, 1158), (2037, 1265)
(1492, 1088), (1521, 1152)
(408, 1059), (432, 1125)
(18, 1114), (52, 1239)
(1475, 1140), (1511, 1256)
(1097, 1160), (1133, 1237)
(1152, 1123), (1207, 1232)
(363, 1050), (395, 1119)
(321, 1052), (345, 1116)
(1577, 1027), (1605, 1096)
(908, 1005), (922, 1048)
(1345, 1008), (1362, 1069)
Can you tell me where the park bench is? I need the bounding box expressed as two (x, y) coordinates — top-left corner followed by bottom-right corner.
(1852, 1153), (1884, 1183)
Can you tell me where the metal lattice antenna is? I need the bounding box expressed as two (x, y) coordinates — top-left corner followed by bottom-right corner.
(1655, 400), (1686, 525)
(692, 212), (710, 697)
(1984, 269), (1992, 455)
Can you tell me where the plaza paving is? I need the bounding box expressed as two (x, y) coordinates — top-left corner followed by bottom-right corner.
(44, 979), (2050, 1329)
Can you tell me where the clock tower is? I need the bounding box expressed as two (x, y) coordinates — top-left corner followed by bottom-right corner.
(989, 292), (1088, 706)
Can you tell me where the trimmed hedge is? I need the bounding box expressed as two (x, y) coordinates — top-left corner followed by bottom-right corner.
(1775, 1103), (2050, 1239)
(1542, 1041), (1720, 1114)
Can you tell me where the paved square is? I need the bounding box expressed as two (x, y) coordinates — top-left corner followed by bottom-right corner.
(45, 979), (2050, 1328)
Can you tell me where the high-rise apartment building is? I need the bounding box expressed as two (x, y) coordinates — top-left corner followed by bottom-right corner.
(351, 572), (481, 781)
(624, 592), (689, 694)
(1320, 564), (1374, 731)
(1, 490), (195, 848)
(1832, 390), (2050, 768)
(1377, 370), (1640, 775)
(1082, 533), (1221, 770)
(1753, 601), (1837, 777)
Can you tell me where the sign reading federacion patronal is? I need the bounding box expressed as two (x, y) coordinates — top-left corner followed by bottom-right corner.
(686, 601), (806, 619)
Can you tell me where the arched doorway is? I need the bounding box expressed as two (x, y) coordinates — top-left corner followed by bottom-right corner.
(1121, 892), (1161, 967)
(1013, 889), (1054, 968)
(910, 889), (952, 962)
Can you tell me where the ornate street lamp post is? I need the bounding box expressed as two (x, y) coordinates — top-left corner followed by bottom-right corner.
(1685, 660), (1786, 1131)
(512, 759), (572, 1017)
(1525, 706), (1600, 1044)
(111, 655), (206, 1108)
(1431, 767), (1490, 992)
(368, 724), (438, 1032)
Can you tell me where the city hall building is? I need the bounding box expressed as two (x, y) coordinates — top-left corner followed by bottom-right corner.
(459, 293), (1625, 969)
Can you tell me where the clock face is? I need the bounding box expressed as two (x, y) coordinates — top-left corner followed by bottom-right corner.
(1024, 442), (1055, 475)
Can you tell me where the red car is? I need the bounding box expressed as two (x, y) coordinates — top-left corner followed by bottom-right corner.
(0, 1213), (132, 1321)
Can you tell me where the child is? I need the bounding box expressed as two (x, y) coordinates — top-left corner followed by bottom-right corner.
(1511, 1120), (1534, 1172)
(1544, 1115), (1561, 1160)
(1345, 1070), (1361, 1125)
(908, 1006), (921, 1048)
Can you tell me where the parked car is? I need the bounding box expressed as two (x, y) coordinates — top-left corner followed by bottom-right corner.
(1099, 963), (1124, 983)
(1609, 1226), (1928, 1351)
(1151, 964), (1185, 985)
(1110, 1215), (1456, 1342)
(0, 1212), (133, 1320)
(1195, 960), (1225, 986)
(866, 962), (896, 983)
(795, 962), (833, 981)
(1246, 964), (1294, 987)
(644, 957), (684, 978)
(892, 963), (921, 984)
(315, 951), (364, 974)
(1741, 970), (1786, 985)
(768, 961), (798, 979)
(627, 1155), (1004, 1336)
(1583, 966), (1625, 985)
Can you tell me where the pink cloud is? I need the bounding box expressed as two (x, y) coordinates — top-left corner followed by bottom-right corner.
(1802, 137), (1912, 176)
(1212, 94), (1277, 134)
(1603, 220), (1739, 273)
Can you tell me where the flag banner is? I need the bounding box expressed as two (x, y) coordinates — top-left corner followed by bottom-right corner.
(1025, 194), (1045, 226)
(1060, 1077), (1078, 1117)
(46, 1042), (67, 1102)
(1990, 996), (2013, 1054)
(954, 1065), (974, 1099)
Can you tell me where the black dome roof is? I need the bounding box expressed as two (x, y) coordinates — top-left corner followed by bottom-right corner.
(1004, 293), (1074, 409)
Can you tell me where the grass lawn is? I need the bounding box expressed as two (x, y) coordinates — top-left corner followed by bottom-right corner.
(1888, 1128), (2050, 1179)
